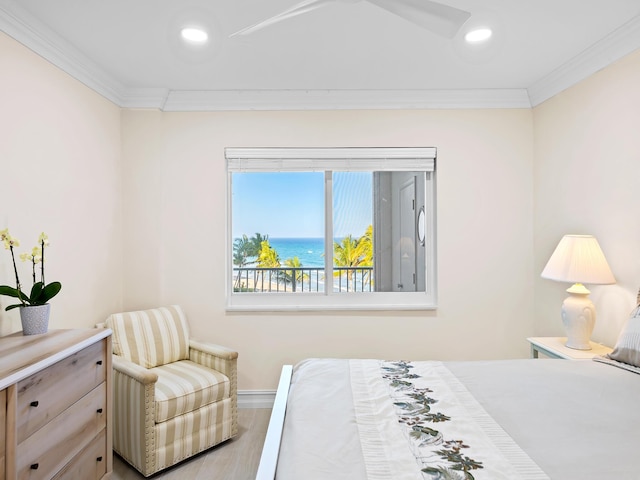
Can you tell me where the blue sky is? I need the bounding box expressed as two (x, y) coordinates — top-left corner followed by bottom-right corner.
(232, 171), (372, 238)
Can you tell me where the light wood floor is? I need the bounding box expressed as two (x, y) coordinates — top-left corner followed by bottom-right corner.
(111, 408), (271, 480)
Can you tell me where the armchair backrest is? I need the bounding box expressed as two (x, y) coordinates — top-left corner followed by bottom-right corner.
(105, 305), (190, 368)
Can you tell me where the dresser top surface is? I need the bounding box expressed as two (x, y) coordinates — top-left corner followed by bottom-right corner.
(0, 328), (112, 389)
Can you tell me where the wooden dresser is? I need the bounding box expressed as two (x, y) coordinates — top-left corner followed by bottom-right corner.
(0, 329), (112, 480)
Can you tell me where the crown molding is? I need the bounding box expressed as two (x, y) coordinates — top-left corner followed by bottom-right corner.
(528, 14), (640, 107)
(119, 88), (170, 110)
(0, 0), (126, 106)
(2, 0), (639, 111)
(160, 88), (531, 111)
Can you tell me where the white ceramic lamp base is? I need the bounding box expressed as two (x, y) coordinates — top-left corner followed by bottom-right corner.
(561, 283), (595, 350)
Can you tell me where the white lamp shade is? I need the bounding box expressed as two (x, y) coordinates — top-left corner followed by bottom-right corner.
(541, 235), (615, 285)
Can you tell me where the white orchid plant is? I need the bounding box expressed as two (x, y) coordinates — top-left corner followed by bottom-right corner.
(0, 229), (62, 311)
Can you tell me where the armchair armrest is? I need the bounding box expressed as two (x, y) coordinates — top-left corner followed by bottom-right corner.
(189, 340), (238, 361)
(112, 355), (158, 385)
(189, 339), (238, 436)
(111, 355), (157, 474)
(189, 340), (238, 378)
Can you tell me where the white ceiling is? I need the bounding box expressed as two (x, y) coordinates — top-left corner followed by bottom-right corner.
(1, 0), (640, 110)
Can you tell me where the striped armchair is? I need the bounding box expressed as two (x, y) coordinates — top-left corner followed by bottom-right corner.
(105, 305), (238, 477)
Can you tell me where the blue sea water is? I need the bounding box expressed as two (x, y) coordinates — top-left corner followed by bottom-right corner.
(268, 237), (325, 267)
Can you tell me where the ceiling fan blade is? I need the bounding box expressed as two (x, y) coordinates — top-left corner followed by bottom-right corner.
(230, 0), (334, 37)
(366, 0), (471, 39)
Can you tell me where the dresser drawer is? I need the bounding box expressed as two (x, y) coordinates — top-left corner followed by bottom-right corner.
(16, 382), (107, 480)
(51, 432), (107, 480)
(16, 340), (106, 443)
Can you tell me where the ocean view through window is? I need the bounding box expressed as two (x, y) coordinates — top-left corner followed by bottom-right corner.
(226, 147), (437, 311)
(267, 238), (325, 267)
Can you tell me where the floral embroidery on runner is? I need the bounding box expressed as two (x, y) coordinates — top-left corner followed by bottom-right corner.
(381, 360), (483, 480)
(350, 359), (549, 480)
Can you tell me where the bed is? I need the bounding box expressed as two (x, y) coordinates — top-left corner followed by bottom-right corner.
(255, 307), (640, 480)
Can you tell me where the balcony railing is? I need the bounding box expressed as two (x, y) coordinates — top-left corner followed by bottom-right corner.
(233, 266), (373, 293)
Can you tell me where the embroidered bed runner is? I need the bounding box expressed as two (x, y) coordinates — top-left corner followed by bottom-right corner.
(349, 360), (549, 480)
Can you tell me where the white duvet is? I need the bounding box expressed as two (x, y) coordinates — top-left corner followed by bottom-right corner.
(276, 358), (640, 480)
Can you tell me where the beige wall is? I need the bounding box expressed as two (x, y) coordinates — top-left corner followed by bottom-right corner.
(7, 29), (638, 393)
(533, 49), (640, 347)
(121, 108), (535, 390)
(0, 32), (123, 335)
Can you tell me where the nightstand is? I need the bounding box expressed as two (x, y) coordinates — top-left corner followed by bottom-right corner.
(527, 337), (613, 359)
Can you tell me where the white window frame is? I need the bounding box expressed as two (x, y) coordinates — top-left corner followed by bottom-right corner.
(225, 147), (437, 311)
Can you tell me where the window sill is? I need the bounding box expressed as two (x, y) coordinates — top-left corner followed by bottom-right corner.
(226, 292), (437, 312)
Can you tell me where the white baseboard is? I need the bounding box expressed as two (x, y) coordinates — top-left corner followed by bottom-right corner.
(238, 390), (276, 409)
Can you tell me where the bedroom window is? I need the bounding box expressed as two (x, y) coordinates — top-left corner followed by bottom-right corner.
(226, 147), (437, 311)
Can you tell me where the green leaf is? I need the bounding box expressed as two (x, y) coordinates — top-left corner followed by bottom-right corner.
(30, 282), (44, 302)
(0, 285), (30, 308)
(0, 285), (23, 298)
(39, 281), (62, 304)
(413, 425), (439, 436)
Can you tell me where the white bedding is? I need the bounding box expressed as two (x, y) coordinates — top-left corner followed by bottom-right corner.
(275, 358), (640, 480)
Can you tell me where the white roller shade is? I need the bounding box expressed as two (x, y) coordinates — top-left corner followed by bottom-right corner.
(226, 147), (436, 172)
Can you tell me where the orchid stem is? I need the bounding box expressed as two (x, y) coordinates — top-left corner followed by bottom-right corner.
(10, 246), (26, 306)
(41, 239), (45, 285)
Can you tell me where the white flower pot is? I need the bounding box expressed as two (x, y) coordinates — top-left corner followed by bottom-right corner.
(20, 304), (50, 335)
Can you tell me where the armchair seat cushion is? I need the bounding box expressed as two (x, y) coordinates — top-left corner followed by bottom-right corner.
(152, 360), (230, 423)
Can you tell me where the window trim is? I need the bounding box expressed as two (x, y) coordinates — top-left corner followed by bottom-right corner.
(225, 147), (437, 312)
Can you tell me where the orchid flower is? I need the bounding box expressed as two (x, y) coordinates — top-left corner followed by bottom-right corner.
(38, 232), (49, 247)
(0, 229), (61, 311)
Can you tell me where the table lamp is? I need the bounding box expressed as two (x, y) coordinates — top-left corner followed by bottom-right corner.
(541, 234), (615, 350)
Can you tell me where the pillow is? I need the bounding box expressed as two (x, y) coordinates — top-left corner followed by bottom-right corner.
(604, 297), (640, 367)
(105, 305), (190, 368)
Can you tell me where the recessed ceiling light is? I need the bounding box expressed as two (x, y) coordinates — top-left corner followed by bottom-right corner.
(465, 28), (492, 43)
(180, 27), (209, 44)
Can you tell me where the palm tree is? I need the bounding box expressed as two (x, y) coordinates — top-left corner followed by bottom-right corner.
(281, 257), (308, 292)
(233, 235), (251, 289)
(233, 232), (270, 290)
(232, 233), (269, 265)
(355, 225), (373, 288)
(257, 240), (279, 267)
(256, 240), (280, 291)
(249, 233), (268, 258)
(333, 235), (362, 291)
(333, 225), (373, 291)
